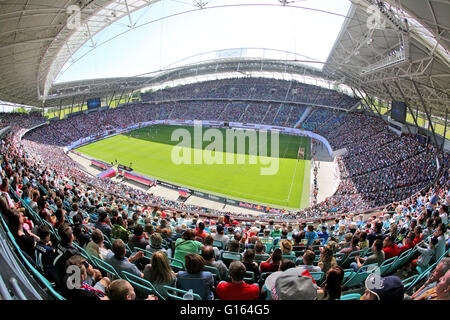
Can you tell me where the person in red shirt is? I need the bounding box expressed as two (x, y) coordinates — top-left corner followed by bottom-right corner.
(398, 232), (416, 255)
(382, 235), (400, 260)
(260, 248), (283, 273)
(216, 261), (260, 300)
(195, 221), (209, 242)
(412, 226), (423, 246)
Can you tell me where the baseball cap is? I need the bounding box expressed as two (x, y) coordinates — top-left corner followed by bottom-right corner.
(365, 274), (404, 300)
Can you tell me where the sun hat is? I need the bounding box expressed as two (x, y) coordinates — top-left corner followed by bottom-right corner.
(273, 268), (318, 300)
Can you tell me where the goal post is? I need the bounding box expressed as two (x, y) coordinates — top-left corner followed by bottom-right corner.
(297, 146), (305, 160)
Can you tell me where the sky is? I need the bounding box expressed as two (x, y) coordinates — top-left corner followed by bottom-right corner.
(55, 0), (352, 83)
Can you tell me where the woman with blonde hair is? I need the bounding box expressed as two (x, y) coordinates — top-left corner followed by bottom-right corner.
(390, 223), (398, 240)
(143, 251), (177, 298)
(318, 244), (338, 274)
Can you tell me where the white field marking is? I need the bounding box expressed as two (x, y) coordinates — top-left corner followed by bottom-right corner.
(286, 158), (301, 205)
(285, 138), (305, 205)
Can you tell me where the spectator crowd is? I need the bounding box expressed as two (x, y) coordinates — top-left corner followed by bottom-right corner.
(0, 78), (448, 300)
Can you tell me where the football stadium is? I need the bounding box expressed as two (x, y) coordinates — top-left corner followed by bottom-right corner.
(0, 0), (449, 306)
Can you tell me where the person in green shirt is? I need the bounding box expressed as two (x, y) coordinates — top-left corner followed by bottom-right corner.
(351, 239), (385, 272)
(111, 216), (130, 243)
(270, 225), (282, 238)
(173, 229), (204, 269)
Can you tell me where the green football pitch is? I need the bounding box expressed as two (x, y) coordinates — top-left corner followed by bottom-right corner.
(76, 125), (311, 209)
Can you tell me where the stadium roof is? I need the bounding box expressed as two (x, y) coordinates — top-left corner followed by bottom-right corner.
(325, 0), (449, 119)
(45, 55), (338, 108)
(0, 0), (448, 121)
(0, 0), (152, 106)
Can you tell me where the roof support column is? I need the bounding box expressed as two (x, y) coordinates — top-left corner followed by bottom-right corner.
(350, 87), (371, 113)
(80, 95), (86, 114)
(70, 96), (75, 115)
(411, 80), (439, 147)
(124, 0), (135, 28)
(359, 87), (389, 123)
(440, 108), (448, 152)
(108, 90), (116, 108)
(117, 90), (125, 107)
(126, 91), (133, 104)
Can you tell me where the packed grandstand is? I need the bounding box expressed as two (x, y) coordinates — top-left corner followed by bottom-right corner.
(1, 74), (449, 301)
(0, 0), (449, 304)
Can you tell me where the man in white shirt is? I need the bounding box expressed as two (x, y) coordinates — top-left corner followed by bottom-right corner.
(445, 190), (450, 206)
(211, 224), (229, 249)
(438, 205), (448, 225)
(296, 249), (321, 273)
(433, 223), (447, 262)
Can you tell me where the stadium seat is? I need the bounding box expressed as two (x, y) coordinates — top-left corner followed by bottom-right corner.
(213, 240), (223, 250)
(282, 253), (296, 262)
(254, 253), (270, 264)
(334, 253), (345, 265)
(102, 234), (113, 249)
(244, 271), (256, 284)
(121, 271), (166, 300)
(36, 181), (48, 195)
(203, 265), (222, 282)
(125, 244), (132, 257)
(313, 254), (321, 264)
(72, 242), (95, 266)
(404, 263), (436, 294)
(402, 274), (419, 293)
(163, 285), (202, 300)
(415, 265), (427, 274)
(168, 257), (185, 272)
(339, 249), (366, 268)
(342, 268), (355, 283)
(343, 263), (377, 289)
(260, 240), (272, 253)
(257, 272), (273, 288)
(379, 256), (398, 276)
(393, 248), (414, 271)
(221, 251), (242, 266)
(42, 220), (61, 242)
(339, 293), (362, 300)
(436, 248), (450, 263)
(131, 248), (153, 265)
(91, 256), (121, 280)
(309, 271), (324, 285)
